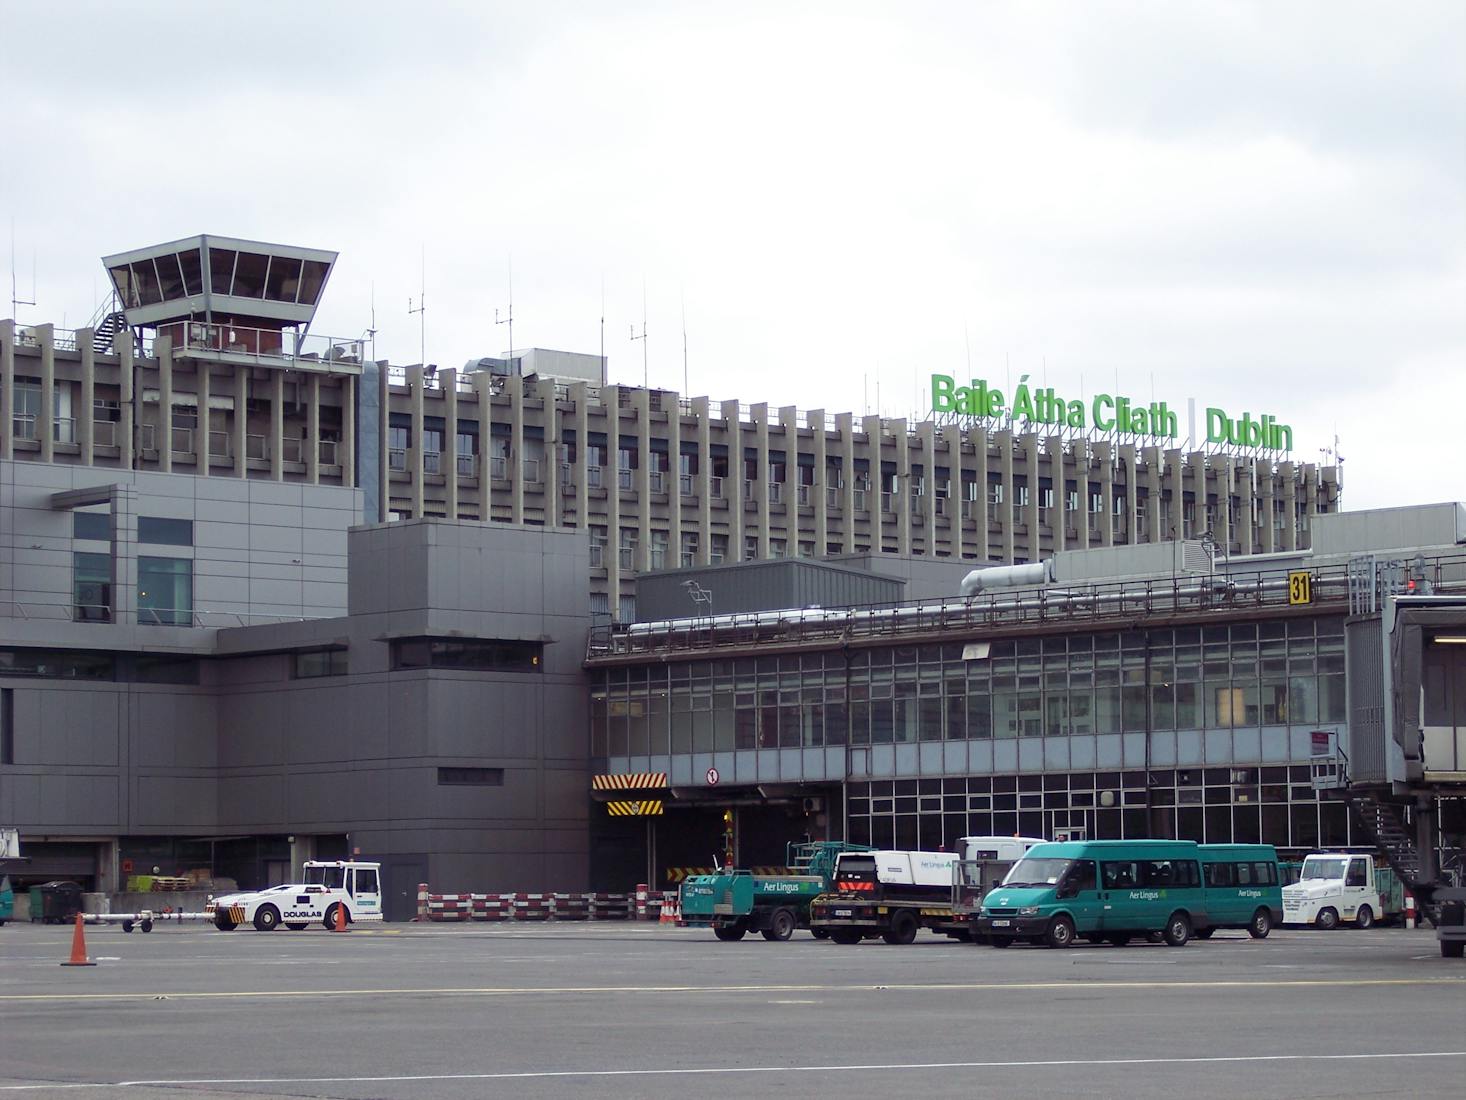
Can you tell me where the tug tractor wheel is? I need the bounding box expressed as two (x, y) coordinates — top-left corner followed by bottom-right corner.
(121, 920), (134, 934)
(323, 904), (350, 931)
(1355, 905), (1375, 930)
(253, 905), (282, 932)
(1315, 907), (1339, 931)
(140, 918), (153, 933)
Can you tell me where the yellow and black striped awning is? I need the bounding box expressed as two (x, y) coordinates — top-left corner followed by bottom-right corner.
(607, 799), (664, 817)
(592, 772), (668, 791)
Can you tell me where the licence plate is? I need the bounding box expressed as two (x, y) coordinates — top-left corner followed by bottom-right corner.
(834, 909), (852, 917)
(990, 919), (1011, 927)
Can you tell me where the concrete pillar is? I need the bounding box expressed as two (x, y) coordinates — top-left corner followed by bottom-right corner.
(196, 363), (211, 474)
(1095, 441), (1114, 548)
(1280, 461), (1297, 552)
(408, 366), (424, 517)
(695, 397), (712, 563)
(117, 334), (135, 471)
(837, 413), (855, 554)
(79, 330), (95, 466)
(893, 420), (911, 556)
(723, 400), (745, 558)
(972, 426), (989, 561)
(998, 428), (1015, 564)
(156, 334), (172, 473)
(666, 390), (682, 563)
(917, 421), (936, 555)
(752, 403), (770, 558)
(268, 369), (285, 481)
(110, 485), (138, 626)
(510, 375), (524, 524)
(1258, 460), (1276, 554)
(1144, 447), (1163, 544)
(0, 319), (12, 460)
(632, 390), (651, 571)
(231, 367), (248, 478)
(306, 372), (321, 485)
(573, 382), (590, 529)
(340, 374), (355, 489)
(1074, 440), (1090, 552)
(37, 323), (55, 464)
(943, 425), (963, 560)
(779, 405), (799, 554)
(605, 386), (623, 614)
(442, 368), (458, 515)
(538, 378), (560, 526)
(861, 415), (882, 553)
(1047, 435), (1065, 555)
(1023, 434), (1040, 558)
(475, 372), (496, 521)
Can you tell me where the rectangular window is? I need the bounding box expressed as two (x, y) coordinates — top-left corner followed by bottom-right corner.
(138, 517), (194, 546)
(0, 649), (114, 680)
(351, 867), (379, 895)
(437, 767), (505, 785)
(73, 512), (111, 541)
(137, 557), (193, 626)
(74, 552), (112, 623)
(294, 649), (348, 678)
(391, 638), (543, 672)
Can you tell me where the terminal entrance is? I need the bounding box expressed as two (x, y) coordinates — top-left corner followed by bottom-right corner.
(589, 787), (843, 891)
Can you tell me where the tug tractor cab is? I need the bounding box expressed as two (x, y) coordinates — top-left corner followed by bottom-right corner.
(206, 860), (383, 931)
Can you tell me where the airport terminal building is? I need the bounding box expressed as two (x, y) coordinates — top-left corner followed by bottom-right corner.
(2, 234), (1460, 906)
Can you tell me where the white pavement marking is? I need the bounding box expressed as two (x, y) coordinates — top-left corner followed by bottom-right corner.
(0, 1051), (1463, 1091)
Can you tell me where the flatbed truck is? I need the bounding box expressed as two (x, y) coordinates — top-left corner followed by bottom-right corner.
(809, 849), (963, 945)
(679, 841), (872, 942)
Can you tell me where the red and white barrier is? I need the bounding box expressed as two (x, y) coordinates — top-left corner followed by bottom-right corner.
(418, 890), (638, 923)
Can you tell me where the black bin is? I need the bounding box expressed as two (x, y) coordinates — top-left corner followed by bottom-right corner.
(38, 881), (83, 925)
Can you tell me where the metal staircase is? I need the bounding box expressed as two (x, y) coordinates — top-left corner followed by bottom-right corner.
(1347, 793), (1441, 925)
(91, 311), (127, 353)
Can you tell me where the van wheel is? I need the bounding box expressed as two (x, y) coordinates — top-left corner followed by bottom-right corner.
(213, 915), (237, 931)
(285, 922), (309, 931)
(1316, 907), (1339, 930)
(1163, 912), (1191, 946)
(1045, 915), (1077, 949)
(1248, 908), (1273, 939)
(1355, 906), (1374, 929)
(762, 909), (796, 942)
(253, 905), (281, 932)
(830, 929), (863, 945)
(882, 910), (919, 945)
(1193, 927), (1215, 940)
(713, 923), (746, 942)
(989, 935), (1013, 948)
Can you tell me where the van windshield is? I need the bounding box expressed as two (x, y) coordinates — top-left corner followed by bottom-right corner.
(1300, 858), (1348, 881)
(1001, 857), (1071, 888)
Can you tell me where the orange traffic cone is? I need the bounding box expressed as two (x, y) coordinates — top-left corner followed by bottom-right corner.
(61, 912), (96, 967)
(333, 903), (350, 934)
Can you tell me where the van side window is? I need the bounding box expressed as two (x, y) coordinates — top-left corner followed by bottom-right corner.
(1205, 863), (1234, 888)
(1102, 862), (1136, 889)
(1236, 862), (1254, 886)
(1066, 859), (1097, 892)
(1346, 859), (1368, 887)
(354, 868), (379, 895)
(1253, 862), (1277, 886)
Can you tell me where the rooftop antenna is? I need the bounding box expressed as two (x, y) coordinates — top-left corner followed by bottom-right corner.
(10, 219), (35, 321)
(680, 285), (688, 396)
(496, 256), (514, 365)
(630, 281), (647, 389)
(599, 274), (606, 387)
(407, 245), (426, 366)
(363, 283), (379, 364)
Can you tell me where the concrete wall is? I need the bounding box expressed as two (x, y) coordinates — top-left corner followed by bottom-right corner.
(635, 558), (904, 621)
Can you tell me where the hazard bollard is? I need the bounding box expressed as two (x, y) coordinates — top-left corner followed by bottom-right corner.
(635, 883), (648, 920)
(416, 883), (429, 922)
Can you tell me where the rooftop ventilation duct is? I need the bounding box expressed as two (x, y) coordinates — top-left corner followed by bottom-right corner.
(959, 560), (1054, 597)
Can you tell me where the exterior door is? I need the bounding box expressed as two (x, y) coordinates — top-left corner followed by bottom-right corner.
(1060, 859), (1103, 933)
(1342, 857), (1371, 919)
(380, 857), (428, 923)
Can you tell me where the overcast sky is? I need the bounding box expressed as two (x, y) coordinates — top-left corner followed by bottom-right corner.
(3, 1), (1462, 511)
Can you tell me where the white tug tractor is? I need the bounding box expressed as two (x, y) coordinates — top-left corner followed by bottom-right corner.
(206, 860), (383, 931)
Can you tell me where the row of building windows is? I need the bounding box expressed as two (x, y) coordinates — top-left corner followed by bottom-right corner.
(590, 619), (1347, 756)
(843, 768), (1354, 854)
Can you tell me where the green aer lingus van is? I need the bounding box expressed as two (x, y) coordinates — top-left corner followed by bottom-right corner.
(1195, 844), (1282, 939)
(974, 840), (1207, 948)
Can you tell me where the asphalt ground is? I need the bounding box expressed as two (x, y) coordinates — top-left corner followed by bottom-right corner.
(1, 918), (1462, 1099)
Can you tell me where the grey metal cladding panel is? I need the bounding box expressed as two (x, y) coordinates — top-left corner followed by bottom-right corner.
(132, 691), (217, 768)
(427, 679), (540, 758)
(543, 767), (590, 822)
(218, 690), (287, 767)
(138, 775), (216, 827)
(283, 683), (356, 764)
(540, 686), (589, 760)
(218, 774), (285, 828)
(1345, 617), (1387, 783)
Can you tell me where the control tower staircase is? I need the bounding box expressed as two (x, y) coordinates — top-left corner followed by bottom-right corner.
(91, 311), (128, 353)
(1346, 793), (1442, 926)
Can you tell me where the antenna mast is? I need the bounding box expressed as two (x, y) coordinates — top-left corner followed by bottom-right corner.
(630, 281), (648, 389)
(680, 286), (688, 396)
(10, 220), (35, 321)
(496, 256), (514, 365)
(407, 246), (426, 366)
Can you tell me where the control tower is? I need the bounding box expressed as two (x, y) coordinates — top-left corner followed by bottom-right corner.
(102, 234), (341, 362)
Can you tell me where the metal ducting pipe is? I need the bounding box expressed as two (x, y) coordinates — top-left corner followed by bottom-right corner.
(959, 560), (1053, 597)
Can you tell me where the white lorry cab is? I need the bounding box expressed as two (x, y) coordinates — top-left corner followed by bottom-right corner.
(1281, 852), (1399, 929)
(206, 860), (383, 931)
